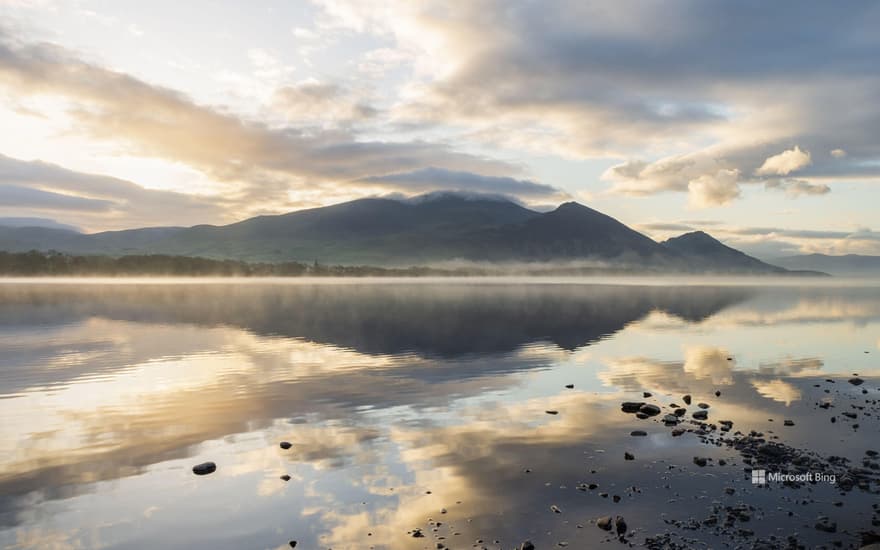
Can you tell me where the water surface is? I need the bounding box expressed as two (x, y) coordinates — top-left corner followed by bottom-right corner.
(1, 279), (878, 549)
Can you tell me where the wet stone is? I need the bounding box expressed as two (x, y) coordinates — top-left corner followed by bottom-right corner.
(621, 402), (645, 413)
(683, 395), (692, 405)
(279, 441), (292, 450)
(639, 403), (661, 416)
(192, 462), (216, 476)
(597, 516), (613, 531)
(631, 430), (648, 436)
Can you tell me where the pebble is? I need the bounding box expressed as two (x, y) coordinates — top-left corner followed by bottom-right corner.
(631, 430), (648, 436)
(624, 452), (635, 460)
(280, 441), (292, 450)
(783, 420), (795, 426)
(280, 474), (291, 481)
(546, 410), (559, 415)
(683, 395), (692, 405)
(850, 377), (864, 386)
(639, 404), (661, 416)
(192, 462), (216, 476)
(692, 410), (708, 420)
(597, 516), (613, 530)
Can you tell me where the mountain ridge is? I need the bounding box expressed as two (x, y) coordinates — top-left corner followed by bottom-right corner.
(0, 193), (822, 275)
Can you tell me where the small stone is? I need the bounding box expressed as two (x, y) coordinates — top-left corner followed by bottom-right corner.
(849, 377), (865, 386)
(280, 474), (291, 481)
(674, 408), (687, 417)
(692, 410), (708, 420)
(519, 542), (535, 550)
(597, 516), (613, 531)
(630, 430), (647, 437)
(715, 390), (721, 397)
(624, 452), (635, 461)
(546, 410), (559, 415)
(643, 392), (652, 398)
(550, 504), (562, 514)
(638, 403), (661, 416)
(663, 414), (679, 425)
(724, 487), (735, 495)
(289, 541), (297, 548)
(697, 402), (709, 409)
(192, 462), (216, 475)
(280, 441), (292, 450)
(621, 402), (645, 413)
(683, 395), (692, 405)
(693, 457), (707, 467)
(615, 516), (627, 535)
(784, 420), (795, 426)
(565, 384), (574, 389)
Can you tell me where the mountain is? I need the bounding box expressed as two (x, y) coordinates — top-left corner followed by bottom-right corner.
(771, 253), (880, 276)
(662, 231), (789, 274)
(0, 193), (821, 274)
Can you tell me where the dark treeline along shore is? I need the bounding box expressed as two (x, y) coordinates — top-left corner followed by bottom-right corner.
(0, 250), (826, 278)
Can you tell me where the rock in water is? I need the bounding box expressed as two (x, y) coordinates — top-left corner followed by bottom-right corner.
(565, 384), (574, 389)
(597, 516), (613, 530)
(683, 395), (692, 405)
(624, 452), (635, 460)
(638, 403), (661, 416)
(545, 410), (559, 415)
(550, 504), (562, 514)
(621, 402), (644, 413)
(519, 542), (535, 550)
(615, 516), (627, 535)
(280, 441), (292, 449)
(692, 410), (708, 420)
(630, 430), (647, 436)
(693, 457), (707, 467)
(192, 462), (216, 475)
(289, 541), (297, 548)
(849, 377), (864, 386)
(280, 474), (291, 481)
(784, 420), (795, 426)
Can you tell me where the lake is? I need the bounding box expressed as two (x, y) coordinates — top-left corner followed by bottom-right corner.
(1, 279), (878, 549)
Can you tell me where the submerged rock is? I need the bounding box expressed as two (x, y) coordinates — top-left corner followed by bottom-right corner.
(192, 462), (216, 476)
(621, 402), (645, 413)
(597, 516), (613, 531)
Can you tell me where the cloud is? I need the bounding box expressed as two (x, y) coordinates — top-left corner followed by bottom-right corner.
(763, 178), (829, 197)
(358, 167), (569, 200)
(755, 146), (812, 176)
(830, 148), (847, 158)
(271, 81), (378, 124)
(687, 168), (741, 207)
(0, 154), (226, 231)
(306, 0), (880, 204)
(0, 27), (563, 217)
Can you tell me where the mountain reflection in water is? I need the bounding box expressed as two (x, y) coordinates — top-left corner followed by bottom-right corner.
(0, 280), (878, 549)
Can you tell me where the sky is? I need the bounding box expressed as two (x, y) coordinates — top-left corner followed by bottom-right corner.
(0, 0), (878, 258)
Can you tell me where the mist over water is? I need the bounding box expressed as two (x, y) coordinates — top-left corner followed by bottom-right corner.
(0, 279), (878, 549)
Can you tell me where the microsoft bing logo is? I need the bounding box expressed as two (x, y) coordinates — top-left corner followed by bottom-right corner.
(751, 469), (766, 485)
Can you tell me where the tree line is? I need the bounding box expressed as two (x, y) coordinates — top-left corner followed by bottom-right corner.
(0, 251), (462, 277)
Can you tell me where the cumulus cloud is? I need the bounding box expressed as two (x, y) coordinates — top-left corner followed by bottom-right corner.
(830, 148), (847, 158)
(755, 146), (812, 176)
(687, 168), (741, 207)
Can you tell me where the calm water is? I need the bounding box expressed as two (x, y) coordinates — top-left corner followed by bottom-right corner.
(1, 279), (878, 549)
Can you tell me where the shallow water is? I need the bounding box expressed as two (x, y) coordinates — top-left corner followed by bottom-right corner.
(0, 279), (878, 549)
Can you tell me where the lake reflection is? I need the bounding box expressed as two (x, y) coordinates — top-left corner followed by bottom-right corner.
(0, 280), (878, 549)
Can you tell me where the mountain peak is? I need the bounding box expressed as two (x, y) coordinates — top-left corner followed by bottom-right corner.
(665, 230), (719, 244)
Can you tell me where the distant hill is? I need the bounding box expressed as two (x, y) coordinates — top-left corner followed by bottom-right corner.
(0, 192), (823, 275)
(662, 231), (789, 274)
(772, 253), (880, 276)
